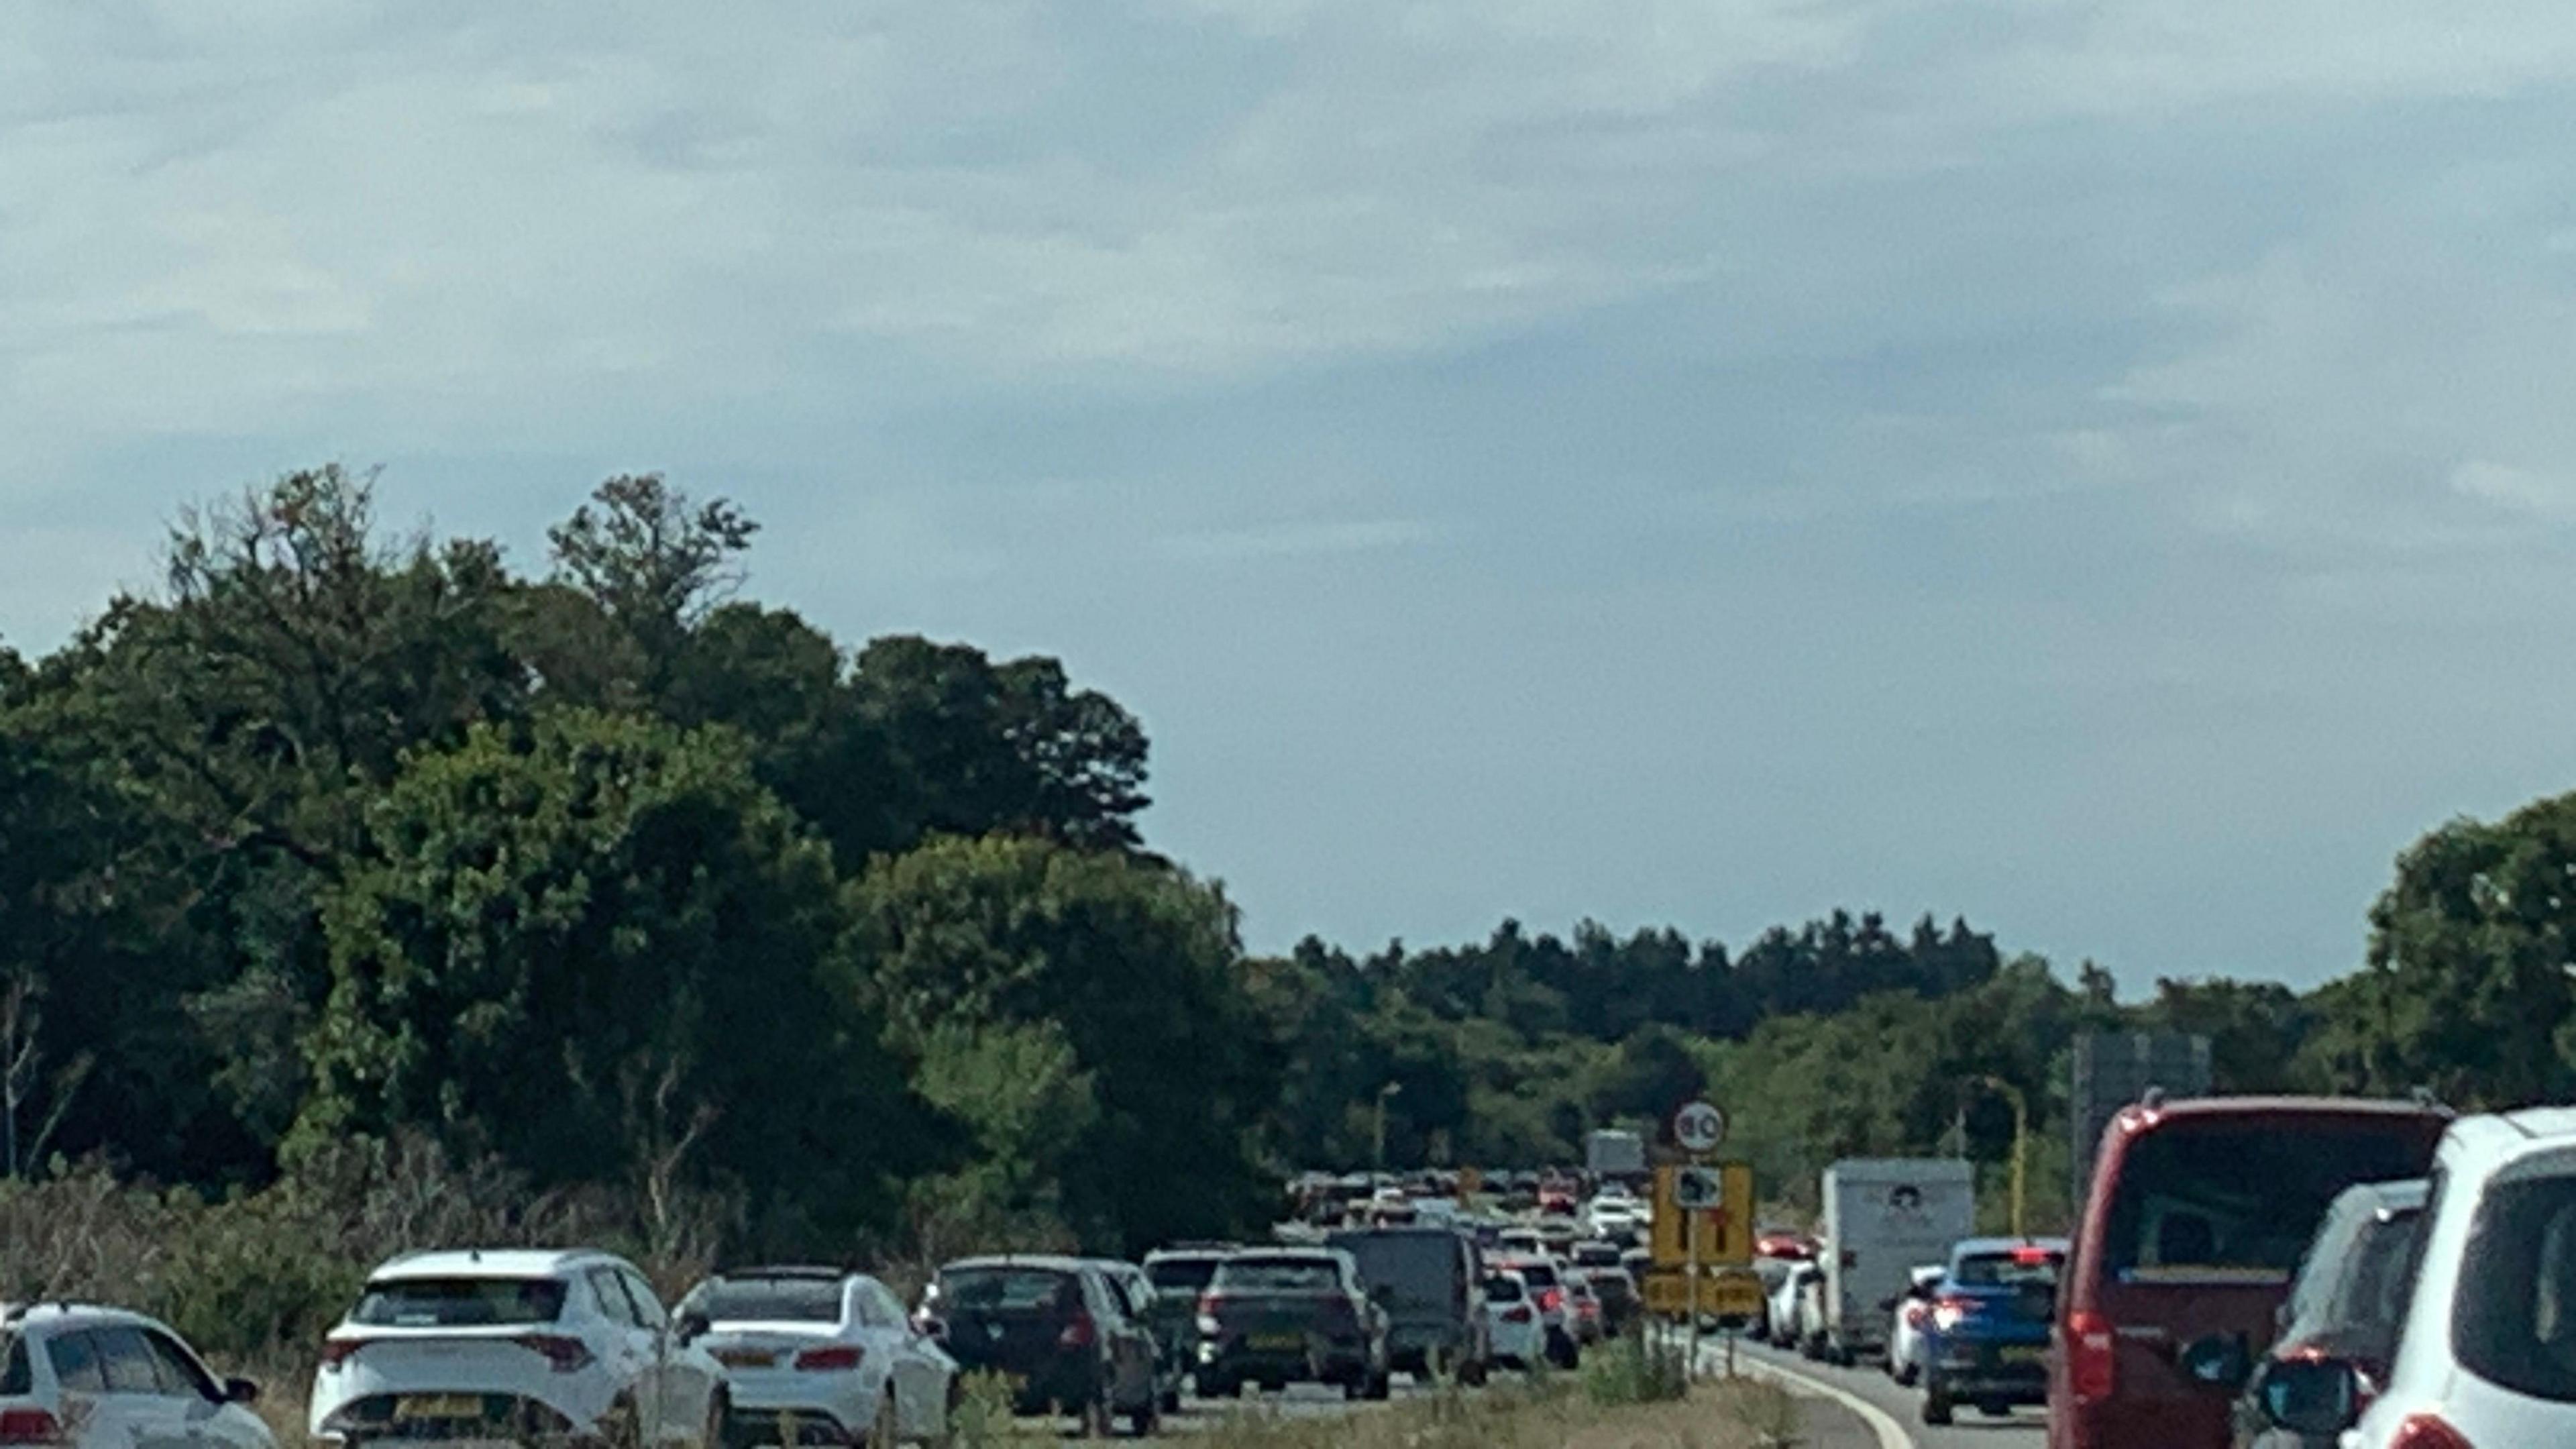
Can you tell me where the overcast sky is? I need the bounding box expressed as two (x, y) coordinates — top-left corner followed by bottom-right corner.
(10, 1), (2576, 990)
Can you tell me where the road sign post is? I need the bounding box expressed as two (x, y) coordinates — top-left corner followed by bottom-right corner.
(1670, 1100), (1725, 1378)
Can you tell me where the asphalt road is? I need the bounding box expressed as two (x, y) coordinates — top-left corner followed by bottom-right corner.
(1729, 1337), (2049, 1449)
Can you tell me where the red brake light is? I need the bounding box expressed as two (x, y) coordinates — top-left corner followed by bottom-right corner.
(317, 1338), (364, 1369)
(2390, 1416), (2475, 1449)
(513, 1335), (595, 1374)
(1058, 1313), (1097, 1350)
(794, 1345), (863, 1372)
(2066, 1311), (2115, 1403)
(2010, 1247), (2053, 1265)
(1503, 1306), (1532, 1324)
(1538, 1288), (1564, 1312)
(0, 1411), (60, 1444)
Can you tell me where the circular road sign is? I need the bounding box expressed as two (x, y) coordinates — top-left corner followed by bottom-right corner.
(1672, 1100), (1727, 1155)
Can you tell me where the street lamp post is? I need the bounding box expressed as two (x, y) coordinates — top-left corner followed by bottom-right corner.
(1374, 1082), (1404, 1171)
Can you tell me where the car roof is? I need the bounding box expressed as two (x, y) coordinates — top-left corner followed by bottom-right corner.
(2112, 1095), (2450, 1134)
(370, 1248), (621, 1280)
(2434, 1107), (2576, 1181)
(0, 1304), (159, 1332)
(2325, 1177), (2431, 1221)
(1950, 1236), (2070, 1257)
(942, 1255), (1090, 1273)
(707, 1266), (862, 1284)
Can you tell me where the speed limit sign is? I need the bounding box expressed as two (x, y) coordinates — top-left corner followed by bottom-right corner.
(1672, 1100), (1726, 1155)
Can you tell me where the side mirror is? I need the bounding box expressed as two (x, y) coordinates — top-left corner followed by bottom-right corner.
(674, 1311), (712, 1346)
(223, 1379), (260, 1405)
(2179, 1332), (2252, 1393)
(2256, 1358), (2363, 1436)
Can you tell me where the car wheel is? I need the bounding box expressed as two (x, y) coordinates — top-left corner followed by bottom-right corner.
(1894, 1362), (1918, 1388)
(1921, 1380), (1953, 1427)
(1458, 1356), (1489, 1388)
(1128, 1397), (1160, 1438)
(1364, 1365), (1392, 1401)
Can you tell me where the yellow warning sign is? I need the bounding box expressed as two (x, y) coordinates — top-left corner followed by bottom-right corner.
(1650, 1162), (1754, 1268)
(1642, 1267), (1764, 1318)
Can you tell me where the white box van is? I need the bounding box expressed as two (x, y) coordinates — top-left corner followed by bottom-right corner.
(1819, 1159), (1974, 1364)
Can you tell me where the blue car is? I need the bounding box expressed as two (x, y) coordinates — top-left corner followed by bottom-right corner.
(1918, 1236), (2067, 1426)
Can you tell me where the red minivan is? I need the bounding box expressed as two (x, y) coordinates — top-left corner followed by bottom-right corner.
(2047, 1095), (2449, 1449)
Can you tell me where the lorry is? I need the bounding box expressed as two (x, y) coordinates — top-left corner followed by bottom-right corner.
(1324, 1226), (1491, 1383)
(1814, 1157), (1975, 1366)
(1584, 1128), (1647, 1178)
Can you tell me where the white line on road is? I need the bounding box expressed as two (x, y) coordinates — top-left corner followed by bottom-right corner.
(1724, 1354), (1913, 1449)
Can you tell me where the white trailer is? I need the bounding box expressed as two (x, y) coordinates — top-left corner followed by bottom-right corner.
(1816, 1157), (1974, 1364)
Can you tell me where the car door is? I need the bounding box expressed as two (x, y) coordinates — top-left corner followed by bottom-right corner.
(586, 1269), (664, 1442)
(617, 1269), (706, 1447)
(138, 1328), (262, 1449)
(1086, 1275), (1150, 1411)
(46, 1328), (136, 1449)
(89, 1327), (196, 1449)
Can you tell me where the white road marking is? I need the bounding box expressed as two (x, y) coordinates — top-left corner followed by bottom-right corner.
(1719, 1351), (1915, 1449)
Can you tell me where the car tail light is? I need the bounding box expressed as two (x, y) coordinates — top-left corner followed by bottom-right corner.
(0, 1411), (60, 1444)
(514, 1336), (596, 1373)
(317, 1338), (365, 1370)
(794, 1346), (863, 1373)
(1059, 1314), (1097, 1350)
(1931, 1297), (1971, 1332)
(1503, 1307), (1532, 1324)
(2065, 1311), (2114, 1403)
(2010, 1246), (2054, 1265)
(1901, 1303), (1927, 1328)
(1538, 1288), (1564, 1313)
(2390, 1417), (2474, 1449)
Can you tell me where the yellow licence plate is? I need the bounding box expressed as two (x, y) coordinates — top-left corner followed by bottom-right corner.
(396, 1396), (484, 1421)
(716, 1351), (779, 1368)
(1998, 1346), (2044, 1364)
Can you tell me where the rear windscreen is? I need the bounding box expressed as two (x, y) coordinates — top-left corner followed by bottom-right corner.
(2454, 1175), (2576, 1402)
(1215, 1259), (1340, 1293)
(2102, 1124), (2435, 1283)
(1485, 1277), (1525, 1303)
(691, 1279), (844, 1323)
(1148, 1258), (1225, 1293)
(1951, 1252), (2062, 1288)
(1511, 1263), (1558, 1288)
(940, 1269), (1080, 1312)
(352, 1278), (567, 1326)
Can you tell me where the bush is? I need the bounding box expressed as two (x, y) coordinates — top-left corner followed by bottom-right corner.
(1581, 1332), (1690, 1406)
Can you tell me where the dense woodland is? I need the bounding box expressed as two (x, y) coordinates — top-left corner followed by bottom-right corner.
(0, 468), (2563, 1283)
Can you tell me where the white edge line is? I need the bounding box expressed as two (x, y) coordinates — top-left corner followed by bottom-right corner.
(1729, 1356), (1914, 1449)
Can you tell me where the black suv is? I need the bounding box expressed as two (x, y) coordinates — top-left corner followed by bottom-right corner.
(1194, 1249), (1391, 1400)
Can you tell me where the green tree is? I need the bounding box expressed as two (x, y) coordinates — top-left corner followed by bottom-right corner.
(852, 835), (1272, 1252)
(305, 710), (925, 1248)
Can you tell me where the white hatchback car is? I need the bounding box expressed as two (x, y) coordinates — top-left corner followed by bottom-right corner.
(1479, 1272), (1544, 1372)
(678, 1269), (955, 1448)
(0, 1303), (274, 1449)
(311, 1249), (725, 1449)
(2257, 1108), (2576, 1449)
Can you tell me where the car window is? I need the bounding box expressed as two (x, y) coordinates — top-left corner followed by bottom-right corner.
(0, 1336), (26, 1397)
(1147, 1258), (1224, 1294)
(353, 1278), (568, 1327)
(2453, 1174), (2576, 1402)
(44, 1333), (104, 1394)
(618, 1271), (669, 1330)
(588, 1269), (645, 1327)
(141, 1332), (219, 1403)
(688, 1278), (845, 1324)
(1949, 1250), (2062, 1288)
(861, 1280), (906, 1329)
(2102, 1124), (2434, 1282)
(940, 1268), (1082, 1313)
(1485, 1276), (1524, 1303)
(1212, 1258), (1341, 1292)
(93, 1328), (168, 1395)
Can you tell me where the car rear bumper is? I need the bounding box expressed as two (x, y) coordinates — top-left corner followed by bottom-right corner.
(1929, 1344), (2049, 1402)
(1199, 1344), (1373, 1383)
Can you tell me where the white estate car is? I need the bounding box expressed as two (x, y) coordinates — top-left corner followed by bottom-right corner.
(2282, 1108), (2576, 1449)
(678, 1268), (955, 1448)
(311, 1249), (725, 1448)
(0, 1303), (274, 1449)
(1479, 1272), (1544, 1372)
